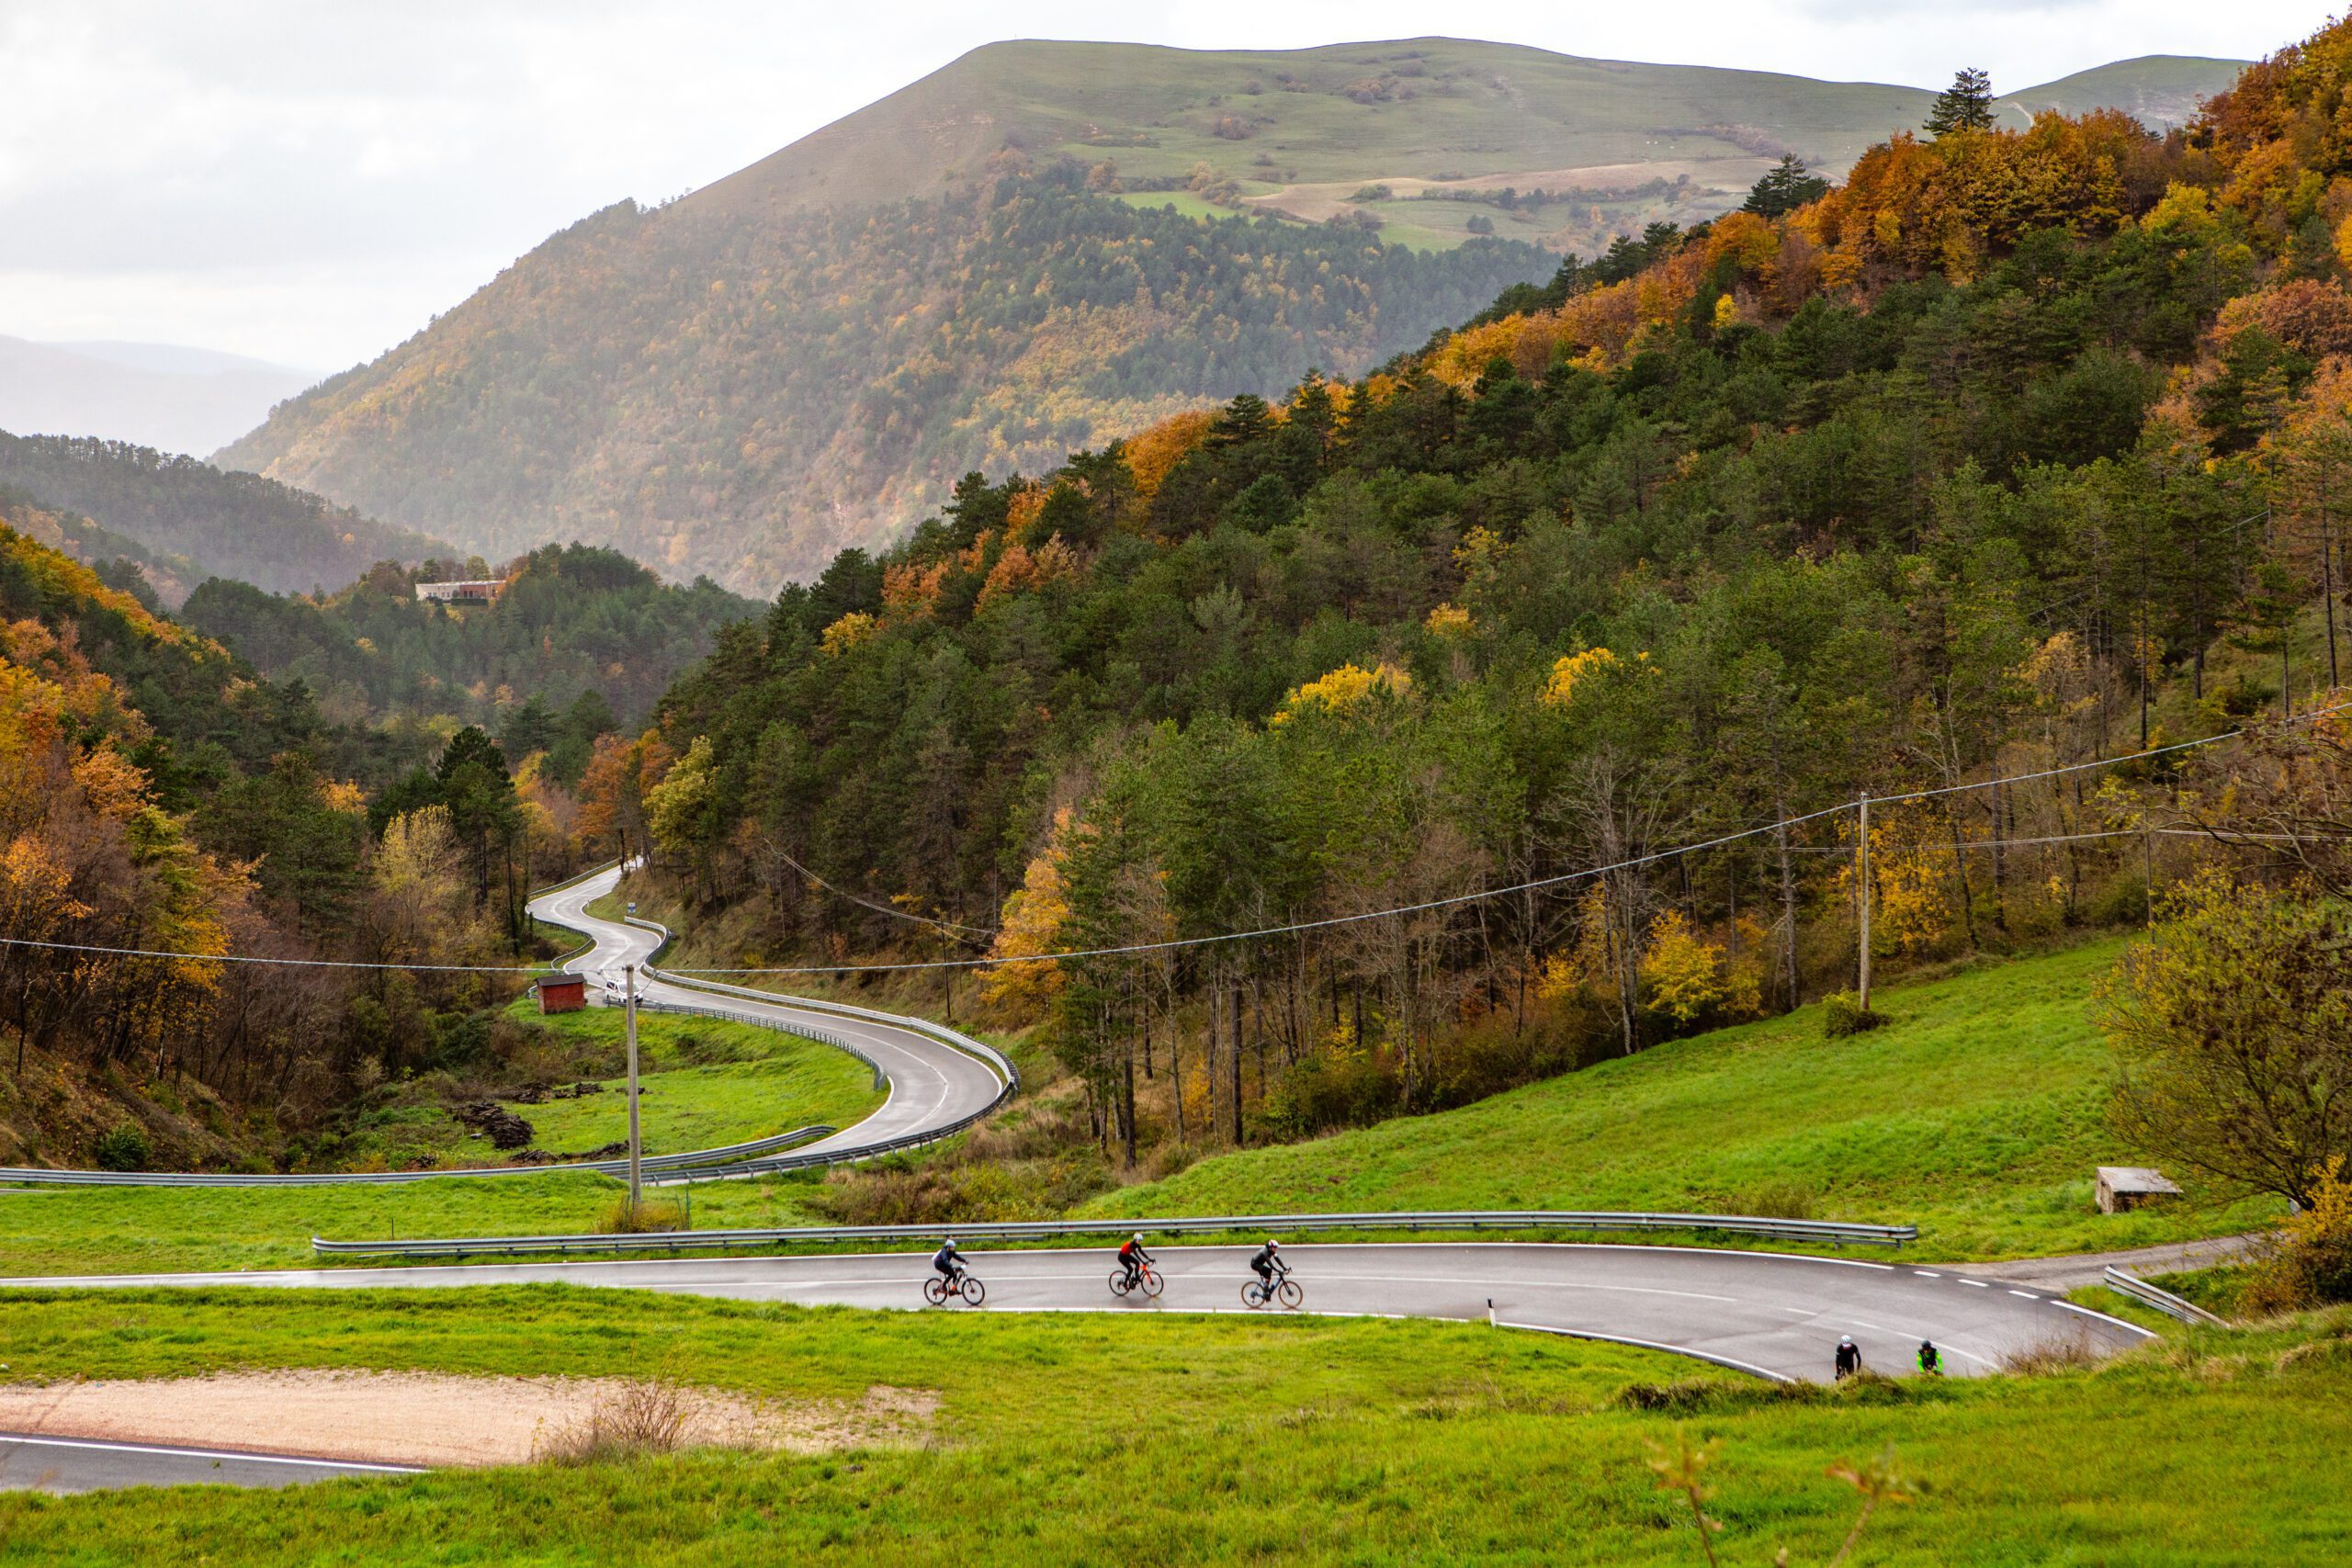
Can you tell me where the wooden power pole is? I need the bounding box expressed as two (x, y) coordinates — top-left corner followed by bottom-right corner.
(1856, 791), (1872, 1012)
(625, 962), (642, 1213)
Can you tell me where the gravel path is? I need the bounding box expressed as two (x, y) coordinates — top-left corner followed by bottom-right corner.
(1983, 1233), (2261, 1291)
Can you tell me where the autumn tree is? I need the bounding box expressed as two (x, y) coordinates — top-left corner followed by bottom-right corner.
(2105, 873), (2352, 1206)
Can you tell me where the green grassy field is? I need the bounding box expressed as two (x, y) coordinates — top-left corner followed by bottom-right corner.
(1084, 938), (2278, 1261)
(490, 998), (883, 1155)
(0, 1170), (842, 1277)
(0, 987), (885, 1278)
(0, 1287), (2344, 1562)
(318, 993), (882, 1172)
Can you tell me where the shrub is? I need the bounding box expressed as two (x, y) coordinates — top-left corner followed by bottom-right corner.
(1823, 990), (1885, 1039)
(2243, 1158), (2352, 1314)
(1731, 1179), (1816, 1220)
(92, 1123), (149, 1172)
(538, 1377), (692, 1464)
(599, 1195), (689, 1234)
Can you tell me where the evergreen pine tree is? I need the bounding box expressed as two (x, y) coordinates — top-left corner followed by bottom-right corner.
(1742, 153), (1831, 217)
(1925, 68), (1996, 136)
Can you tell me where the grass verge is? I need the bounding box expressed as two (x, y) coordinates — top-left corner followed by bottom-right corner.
(1082, 938), (2280, 1261)
(0, 1289), (2346, 1562)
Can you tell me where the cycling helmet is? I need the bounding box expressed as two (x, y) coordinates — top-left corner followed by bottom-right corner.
(1839, 1335), (1855, 1347)
(1133, 1233), (1146, 1245)
(1267, 1239), (1280, 1251)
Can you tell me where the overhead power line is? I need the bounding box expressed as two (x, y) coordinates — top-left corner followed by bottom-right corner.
(4, 698), (2347, 980)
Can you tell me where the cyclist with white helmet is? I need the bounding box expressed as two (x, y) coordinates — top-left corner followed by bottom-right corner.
(1249, 1237), (1283, 1291)
(1116, 1231), (1154, 1292)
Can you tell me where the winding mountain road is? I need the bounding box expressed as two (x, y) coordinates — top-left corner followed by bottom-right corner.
(532, 865), (1009, 1163)
(0, 1240), (2152, 1387)
(0, 866), (2167, 1493)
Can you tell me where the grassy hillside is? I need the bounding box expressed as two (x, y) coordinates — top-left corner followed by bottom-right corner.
(1082, 940), (2279, 1260)
(316, 993), (885, 1174)
(0, 430), (444, 597)
(0, 1288), (2345, 1562)
(696, 39), (2243, 254)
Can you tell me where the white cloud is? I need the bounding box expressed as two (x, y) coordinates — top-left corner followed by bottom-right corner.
(0, 1), (2326, 367)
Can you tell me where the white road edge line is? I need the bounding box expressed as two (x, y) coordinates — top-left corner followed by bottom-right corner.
(2050, 1298), (2159, 1337)
(0, 1434), (424, 1472)
(1960, 1280), (1989, 1288)
(1496, 1321), (1795, 1384)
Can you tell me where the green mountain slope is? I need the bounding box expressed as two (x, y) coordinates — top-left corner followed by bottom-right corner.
(695, 38), (2243, 254)
(217, 178), (1552, 591)
(0, 431), (445, 597)
(214, 39), (2240, 593)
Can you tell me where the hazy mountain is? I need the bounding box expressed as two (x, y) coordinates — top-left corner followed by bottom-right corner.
(216, 39), (2246, 593)
(0, 336), (315, 457)
(0, 432), (446, 597)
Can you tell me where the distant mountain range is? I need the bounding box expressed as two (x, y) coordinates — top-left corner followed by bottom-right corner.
(0, 336), (316, 457)
(215, 39), (2247, 592)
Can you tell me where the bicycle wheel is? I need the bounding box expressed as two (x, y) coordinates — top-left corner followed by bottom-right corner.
(1241, 1279), (1267, 1309)
(1275, 1277), (1303, 1310)
(1139, 1266), (1164, 1299)
(1108, 1269), (1132, 1298)
(922, 1277), (948, 1306)
(960, 1274), (987, 1307)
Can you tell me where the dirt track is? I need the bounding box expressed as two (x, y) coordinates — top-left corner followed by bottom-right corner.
(0, 1370), (935, 1467)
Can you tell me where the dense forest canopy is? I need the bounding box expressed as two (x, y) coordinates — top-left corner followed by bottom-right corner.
(183, 543), (759, 763)
(0, 432), (443, 599)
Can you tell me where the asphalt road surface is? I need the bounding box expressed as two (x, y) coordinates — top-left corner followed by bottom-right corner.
(531, 865), (1006, 1161)
(0, 1239), (2153, 1388)
(0, 1431), (421, 1493)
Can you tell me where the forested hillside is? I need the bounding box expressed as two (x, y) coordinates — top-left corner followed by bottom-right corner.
(0, 432), (443, 599)
(0, 514), (607, 1169)
(605, 26), (2352, 1161)
(184, 544), (759, 765)
(220, 172), (1554, 591)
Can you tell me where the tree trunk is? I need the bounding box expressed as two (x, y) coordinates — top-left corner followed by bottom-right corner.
(1228, 983), (1244, 1145)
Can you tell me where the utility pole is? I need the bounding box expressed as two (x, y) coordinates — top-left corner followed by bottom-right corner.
(1856, 791), (1872, 1012)
(624, 962), (642, 1214)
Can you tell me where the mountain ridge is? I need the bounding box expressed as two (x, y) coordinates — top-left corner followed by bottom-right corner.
(216, 38), (2246, 592)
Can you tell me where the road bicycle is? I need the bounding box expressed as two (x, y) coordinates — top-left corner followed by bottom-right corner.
(1241, 1265), (1303, 1311)
(1108, 1262), (1165, 1299)
(922, 1268), (986, 1306)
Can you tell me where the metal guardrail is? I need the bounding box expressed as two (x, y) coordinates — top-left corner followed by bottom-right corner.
(642, 956), (1020, 1095)
(0, 1125), (835, 1189)
(547, 896), (1019, 1176)
(2103, 1266), (2230, 1326)
(313, 1208), (1917, 1258)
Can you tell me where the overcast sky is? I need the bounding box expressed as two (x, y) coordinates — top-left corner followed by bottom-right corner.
(0, 1), (2329, 371)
